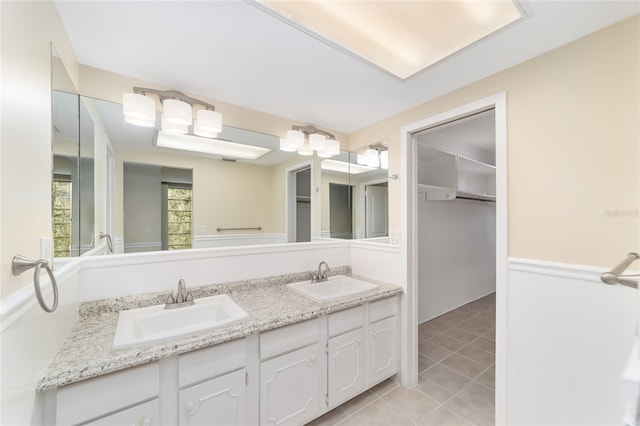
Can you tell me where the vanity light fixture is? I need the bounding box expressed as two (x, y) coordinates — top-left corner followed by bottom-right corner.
(357, 143), (388, 170)
(122, 87), (223, 138)
(279, 125), (341, 158)
(154, 131), (270, 160)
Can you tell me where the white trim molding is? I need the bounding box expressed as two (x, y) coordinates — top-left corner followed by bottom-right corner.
(0, 259), (81, 331)
(192, 233), (287, 249)
(400, 92), (508, 424)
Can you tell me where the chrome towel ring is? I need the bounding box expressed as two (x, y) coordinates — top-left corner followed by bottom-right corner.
(12, 255), (59, 313)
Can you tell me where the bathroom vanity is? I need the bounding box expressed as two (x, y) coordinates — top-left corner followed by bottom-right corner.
(38, 268), (402, 425)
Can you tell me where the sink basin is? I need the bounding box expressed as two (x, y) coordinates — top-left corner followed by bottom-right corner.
(113, 294), (249, 349)
(288, 275), (378, 302)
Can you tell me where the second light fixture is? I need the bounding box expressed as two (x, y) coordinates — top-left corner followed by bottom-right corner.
(280, 125), (341, 158)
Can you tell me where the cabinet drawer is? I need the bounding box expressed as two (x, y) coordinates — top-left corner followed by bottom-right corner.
(83, 399), (159, 426)
(179, 338), (246, 387)
(260, 318), (319, 359)
(328, 305), (364, 337)
(56, 362), (159, 425)
(369, 296), (398, 323)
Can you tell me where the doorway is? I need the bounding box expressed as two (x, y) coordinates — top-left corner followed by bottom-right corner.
(329, 182), (353, 239)
(286, 162), (312, 243)
(363, 181), (388, 238)
(400, 93), (507, 424)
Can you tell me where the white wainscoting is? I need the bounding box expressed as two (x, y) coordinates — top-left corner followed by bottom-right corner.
(123, 241), (162, 253)
(507, 258), (639, 426)
(192, 233), (286, 249)
(350, 241), (402, 287)
(79, 241), (352, 301)
(0, 260), (80, 426)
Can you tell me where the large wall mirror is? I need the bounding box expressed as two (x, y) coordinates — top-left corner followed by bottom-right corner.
(51, 54), (388, 257)
(52, 45), (97, 258)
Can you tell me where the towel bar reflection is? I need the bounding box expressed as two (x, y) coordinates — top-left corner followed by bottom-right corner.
(12, 255), (59, 313)
(216, 226), (262, 232)
(601, 252), (639, 289)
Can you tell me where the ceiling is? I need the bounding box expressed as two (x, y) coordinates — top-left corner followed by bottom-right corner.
(54, 1), (639, 134)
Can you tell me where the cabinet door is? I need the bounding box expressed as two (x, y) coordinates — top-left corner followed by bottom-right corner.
(179, 369), (246, 426)
(260, 344), (320, 426)
(369, 316), (398, 384)
(84, 399), (159, 426)
(328, 328), (365, 408)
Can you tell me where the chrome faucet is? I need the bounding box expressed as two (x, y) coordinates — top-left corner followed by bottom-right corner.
(165, 278), (194, 309)
(311, 261), (330, 283)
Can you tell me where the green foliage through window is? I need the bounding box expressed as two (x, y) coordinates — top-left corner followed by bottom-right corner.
(52, 180), (72, 257)
(168, 186), (192, 250)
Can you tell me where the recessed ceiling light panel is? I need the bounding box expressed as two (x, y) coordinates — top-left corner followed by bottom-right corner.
(154, 131), (271, 160)
(257, 0), (524, 80)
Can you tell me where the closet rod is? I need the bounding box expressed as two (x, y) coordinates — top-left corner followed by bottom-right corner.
(456, 196), (496, 203)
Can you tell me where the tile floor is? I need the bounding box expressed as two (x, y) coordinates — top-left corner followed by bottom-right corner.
(307, 293), (496, 426)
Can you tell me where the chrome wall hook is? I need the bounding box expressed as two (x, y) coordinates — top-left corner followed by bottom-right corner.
(99, 232), (113, 253)
(12, 255), (59, 313)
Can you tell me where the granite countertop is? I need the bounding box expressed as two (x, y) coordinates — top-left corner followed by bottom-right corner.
(37, 267), (402, 392)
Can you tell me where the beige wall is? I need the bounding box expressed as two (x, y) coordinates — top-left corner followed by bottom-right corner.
(349, 15), (640, 267)
(114, 146), (278, 240)
(1, 1), (79, 299)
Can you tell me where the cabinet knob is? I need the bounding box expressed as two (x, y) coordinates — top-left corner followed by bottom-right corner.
(136, 416), (152, 426)
(187, 400), (201, 416)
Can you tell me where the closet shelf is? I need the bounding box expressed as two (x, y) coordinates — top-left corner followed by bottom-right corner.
(417, 146), (496, 202)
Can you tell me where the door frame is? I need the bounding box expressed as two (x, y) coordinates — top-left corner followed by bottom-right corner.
(359, 178), (388, 239)
(285, 160), (313, 243)
(400, 92), (508, 424)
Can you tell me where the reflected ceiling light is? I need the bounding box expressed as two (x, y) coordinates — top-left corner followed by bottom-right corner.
(154, 131), (270, 160)
(356, 154), (367, 166)
(255, 1), (523, 80)
(280, 124), (340, 158)
(321, 159), (377, 175)
(122, 93), (155, 127)
(123, 87), (223, 139)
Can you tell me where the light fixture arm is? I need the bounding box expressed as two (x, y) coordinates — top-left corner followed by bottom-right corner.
(368, 142), (388, 152)
(291, 124), (336, 140)
(133, 86), (216, 111)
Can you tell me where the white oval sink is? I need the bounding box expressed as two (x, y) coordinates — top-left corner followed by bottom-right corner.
(288, 275), (378, 302)
(113, 294), (249, 349)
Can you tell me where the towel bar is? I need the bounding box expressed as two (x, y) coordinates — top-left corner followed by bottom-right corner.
(216, 226), (262, 232)
(601, 252), (639, 289)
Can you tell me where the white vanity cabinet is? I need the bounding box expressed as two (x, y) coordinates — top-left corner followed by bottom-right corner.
(178, 339), (247, 426)
(259, 319), (322, 426)
(327, 306), (366, 408)
(368, 297), (399, 385)
(47, 362), (160, 426)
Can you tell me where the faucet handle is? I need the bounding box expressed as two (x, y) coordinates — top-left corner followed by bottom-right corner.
(185, 291), (194, 302)
(165, 292), (176, 304)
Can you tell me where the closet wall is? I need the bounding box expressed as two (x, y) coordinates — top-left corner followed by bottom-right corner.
(417, 111), (497, 323)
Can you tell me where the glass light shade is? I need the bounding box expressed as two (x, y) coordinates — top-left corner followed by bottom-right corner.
(196, 109), (222, 133)
(163, 99), (192, 125)
(162, 115), (189, 134)
(309, 133), (326, 151)
(280, 137), (297, 152)
(123, 93), (156, 126)
(286, 130), (305, 149)
(193, 119), (218, 138)
(365, 148), (380, 168)
(326, 139), (341, 155)
(317, 149), (333, 158)
(356, 154), (367, 165)
(380, 150), (389, 169)
(298, 142), (313, 156)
